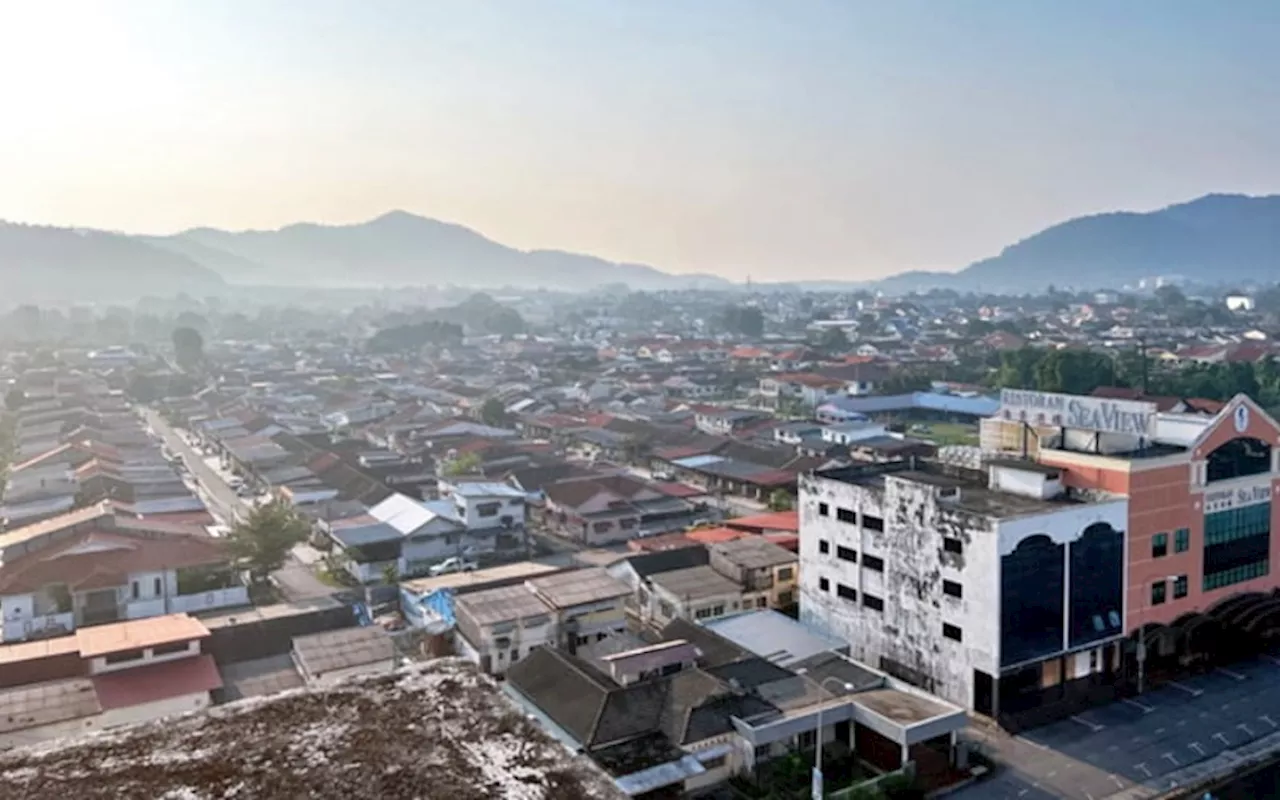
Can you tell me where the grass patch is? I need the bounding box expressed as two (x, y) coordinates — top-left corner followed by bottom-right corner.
(910, 421), (979, 446)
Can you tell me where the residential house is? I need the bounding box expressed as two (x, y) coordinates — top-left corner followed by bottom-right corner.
(758, 373), (845, 410)
(0, 504), (247, 643)
(527, 568), (631, 653)
(542, 474), (700, 545)
(453, 584), (557, 675)
(0, 613), (223, 748)
(694, 409), (771, 437)
(291, 626), (396, 687)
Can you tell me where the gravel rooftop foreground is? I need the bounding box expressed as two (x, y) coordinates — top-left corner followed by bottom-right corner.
(0, 658), (623, 800)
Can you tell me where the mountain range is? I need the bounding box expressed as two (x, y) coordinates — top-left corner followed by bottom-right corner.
(2, 193), (1280, 305)
(874, 193), (1280, 293)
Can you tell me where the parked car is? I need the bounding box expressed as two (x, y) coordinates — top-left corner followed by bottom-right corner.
(428, 557), (479, 577)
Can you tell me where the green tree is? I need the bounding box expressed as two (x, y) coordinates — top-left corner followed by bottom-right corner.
(442, 451), (482, 477)
(480, 397), (511, 427)
(818, 327), (850, 354)
(225, 501), (310, 584)
(381, 562), (401, 586)
(172, 326), (205, 371)
(721, 305), (765, 337)
(767, 489), (793, 512)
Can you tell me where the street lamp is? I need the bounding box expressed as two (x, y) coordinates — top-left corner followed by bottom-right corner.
(811, 676), (854, 800)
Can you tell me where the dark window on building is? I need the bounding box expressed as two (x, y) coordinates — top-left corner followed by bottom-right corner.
(151, 641), (190, 657)
(836, 508), (857, 525)
(1152, 532), (1168, 558)
(477, 501), (501, 518)
(862, 514), (885, 532)
(836, 546), (857, 563)
(863, 593), (884, 611)
(943, 537), (963, 555)
(863, 554), (884, 573)
(943, 580), (962, 599)
(943, 623), (962, 642)
(1204, 502), (1271, 591)
(1151, 580), (1166, 605)
(104, 649), (145, 665)
(818, 503), (830, 517)
(819, 540), (830, 555)
(154, 577), (163, 595)
(1068, 523), (1124, 649)
(1174, 528), (1190, 553)
(1206, 437), (1272, 483)
(836, 583), (857, 602)
(131, 581), (139, 600)
(818, 577), (830, 592)
(1173, 575), (1188, 599)
(702, 754), (728, 770)
(1000, 535), (1064, 668)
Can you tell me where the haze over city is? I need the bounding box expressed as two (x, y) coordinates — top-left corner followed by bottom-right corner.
(4, 0), (1280, 281)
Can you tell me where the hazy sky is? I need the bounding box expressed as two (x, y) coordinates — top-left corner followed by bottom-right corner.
(3, 1), (1280, 281)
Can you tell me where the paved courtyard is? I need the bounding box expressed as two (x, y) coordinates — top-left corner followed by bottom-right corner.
(958, 654), (1280, 799)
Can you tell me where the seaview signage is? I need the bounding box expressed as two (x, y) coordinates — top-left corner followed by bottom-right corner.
(999, 389), (1157, 437)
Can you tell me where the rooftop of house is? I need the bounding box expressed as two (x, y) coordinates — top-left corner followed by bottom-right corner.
(648, 565), (744, 601)
(0, 659), (623, 800)
(709, 536), (797, 570)
(292, 626), (395, 675)
(455, 583), (555, 626)
(76, 613), (211, 659)
(528, 567), (631, 609)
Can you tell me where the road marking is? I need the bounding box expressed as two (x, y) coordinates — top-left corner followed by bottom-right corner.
(1168, 681), (1204, 697)
(1263, 715), (1278, 728)
(1163, 752), (1180, 765)
(1123, 697), (1154, 713)
(1155, 727), (1166, 735)
(1016, 735), (1051, 751)
(1262, 654), (1280, 667)
(1217, 666), (1247, 681)
(1238, 723), (1255, 737)
(1110, 774), (1126, 788)
(1047, 770), (1057, 778)
(1189, 742), (1205, 756)
(1222, 703), (1232, 711)
(1214, 732), (1231, 746)
(1135, 763), (1152, 778)
(1071, 715), (1105, 732)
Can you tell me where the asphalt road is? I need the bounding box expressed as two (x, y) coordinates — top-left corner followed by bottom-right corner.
(145, 410), (248, 523)
(144, 409), (334, 602)
(958, 656), (1280, 799)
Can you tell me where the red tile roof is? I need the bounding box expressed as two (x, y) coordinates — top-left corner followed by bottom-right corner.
(686, 527), (747, 544)
(0, 528), (230, 595)
(725, 510), (800, 533)
(92, 653), (222, 710)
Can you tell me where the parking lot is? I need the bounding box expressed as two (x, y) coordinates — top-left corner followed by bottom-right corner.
(959, 654), (1280, 799)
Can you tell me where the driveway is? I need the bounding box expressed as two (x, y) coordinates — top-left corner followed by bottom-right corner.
(958, 656), (1280, 799)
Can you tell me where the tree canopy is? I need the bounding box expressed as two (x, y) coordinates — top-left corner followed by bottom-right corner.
(479, 397), (511, 428)
(721, 305), (764, 338)
(225, 501), (311, 584)
(171, 326), (204, 371)
(367, 320), (463, 354)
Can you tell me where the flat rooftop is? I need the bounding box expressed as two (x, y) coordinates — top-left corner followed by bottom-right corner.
(855, 686), (957, 725)
(816, 460), (1108, 519)
(402, 560), (566, 595)
(292, 626), (395, 675)
(76, 613), (210, 658)
(0, 659), (624, 800)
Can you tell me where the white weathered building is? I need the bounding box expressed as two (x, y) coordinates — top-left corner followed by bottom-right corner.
(799, 459), (1128, 718)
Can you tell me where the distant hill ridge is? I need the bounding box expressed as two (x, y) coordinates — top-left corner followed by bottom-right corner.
(874, 193), (1280, 292)
(143, 210), (730, 291)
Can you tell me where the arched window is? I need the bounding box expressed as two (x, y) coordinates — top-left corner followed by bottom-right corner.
(1206, 437), (1271, 483)
(1001, 535), (1064, 667)
(1068, 523), (1124, 648)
